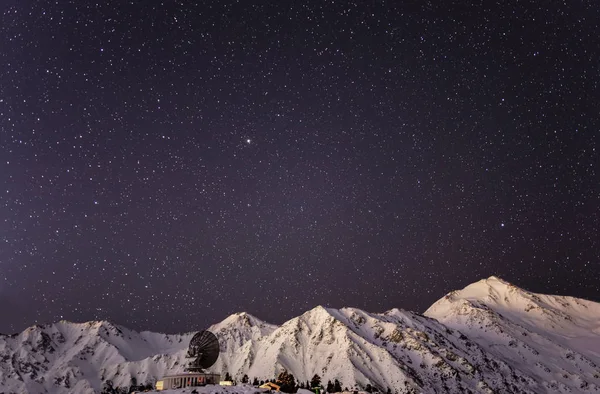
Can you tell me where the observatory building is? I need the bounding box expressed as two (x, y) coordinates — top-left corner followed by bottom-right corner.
(155, 372), (221, 390)
(155, 330), (221, 391)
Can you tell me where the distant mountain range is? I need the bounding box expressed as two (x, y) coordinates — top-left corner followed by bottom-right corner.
(1, 276), (599, 393)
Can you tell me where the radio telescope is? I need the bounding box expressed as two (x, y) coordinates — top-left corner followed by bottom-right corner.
(185, 330), (220, 372)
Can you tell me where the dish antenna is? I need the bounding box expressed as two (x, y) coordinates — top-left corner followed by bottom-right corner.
(185, 330), (220, 372)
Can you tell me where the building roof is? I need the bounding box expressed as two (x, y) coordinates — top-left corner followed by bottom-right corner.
(161, 372), (220, 379)
(259, 382), (281, 390)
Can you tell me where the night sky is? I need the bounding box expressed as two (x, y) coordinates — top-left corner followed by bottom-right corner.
(1, 0), (599, 335)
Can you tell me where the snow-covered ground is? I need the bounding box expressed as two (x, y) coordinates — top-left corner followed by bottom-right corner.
(143, 385), (269, 394)
(143, 387), (340, 394)
(1, 276), (600, 393)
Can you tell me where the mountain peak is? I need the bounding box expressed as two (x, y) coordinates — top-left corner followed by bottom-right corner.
(423, 276), (528, 319)
(486, 275), (508, 282)
(450, 276), (521, 301)
(302, 305), (339, 321)
(211, 311), (278, 343)
(218, 312), (258, 328)
(310, 304), (331, 313)
(474, 275), (514, 288)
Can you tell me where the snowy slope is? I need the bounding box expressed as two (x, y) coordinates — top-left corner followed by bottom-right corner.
(0, 321), (194, 394)
(1, 277), (600, 393)
(208, 312), (278, 379)
(424, 276), (600, 393)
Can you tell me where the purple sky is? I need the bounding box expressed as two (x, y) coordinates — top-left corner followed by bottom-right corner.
(1, 0), (598, 334)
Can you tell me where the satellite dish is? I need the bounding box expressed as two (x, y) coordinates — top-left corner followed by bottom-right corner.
(186, 330), (220, 372)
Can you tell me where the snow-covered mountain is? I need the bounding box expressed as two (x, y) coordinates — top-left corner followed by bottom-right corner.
(424, 276), (600, 393)
(1, 276), (599, 394)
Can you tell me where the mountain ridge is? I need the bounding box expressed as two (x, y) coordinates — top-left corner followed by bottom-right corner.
(2, 276), (600, 393)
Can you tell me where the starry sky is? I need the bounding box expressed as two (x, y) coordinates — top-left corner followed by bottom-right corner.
(1, 0), (599, 334)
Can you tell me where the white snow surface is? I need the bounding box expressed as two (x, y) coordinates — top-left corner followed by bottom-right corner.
(1, 277), (600, 393)
(143, 384), (268, 394)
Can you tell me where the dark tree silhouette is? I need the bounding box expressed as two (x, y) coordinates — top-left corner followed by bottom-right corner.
(310, 374), (321, 388)
(277, 370), (297, 393)
(333, 379), (342, 392)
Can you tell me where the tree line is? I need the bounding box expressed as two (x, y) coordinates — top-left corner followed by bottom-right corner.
(234, 370), (390, 394)
(100, 371), (392, 393)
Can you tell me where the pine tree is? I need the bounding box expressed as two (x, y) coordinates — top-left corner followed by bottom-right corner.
(128, 376), (139, 394)
(253, 377), (260, 386)
(276, 370), (288, 384)
(326, 380), (334, 392)
(333, 379), (342, 392)
(101, 380), (115, 394)
(277, 370), (297, 393)
(241, 374), (249, 384)
(310, 374), (321, 388)
(224, 372), (232, 381)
